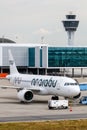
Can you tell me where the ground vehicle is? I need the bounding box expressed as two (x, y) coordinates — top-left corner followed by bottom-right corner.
(48, 100), (68, 109)
(79, 96), (87, 105)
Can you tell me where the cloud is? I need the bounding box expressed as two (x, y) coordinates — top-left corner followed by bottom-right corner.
(33, 28), (51, 35)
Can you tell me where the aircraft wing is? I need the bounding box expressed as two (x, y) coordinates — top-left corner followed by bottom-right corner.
(0, 85), (41, 92)
(0, 85), (21, 89)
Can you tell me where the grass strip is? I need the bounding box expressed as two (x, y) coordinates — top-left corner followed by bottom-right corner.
(0, 119), (87, 130)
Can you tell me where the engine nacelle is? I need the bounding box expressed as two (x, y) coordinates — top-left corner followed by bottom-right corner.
(17, 89), (33, 102)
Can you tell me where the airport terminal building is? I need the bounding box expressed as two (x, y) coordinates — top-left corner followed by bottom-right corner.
(0, 43), (87, 77)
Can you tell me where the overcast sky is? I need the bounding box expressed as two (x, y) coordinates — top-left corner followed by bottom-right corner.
(0, 0), (87, 46)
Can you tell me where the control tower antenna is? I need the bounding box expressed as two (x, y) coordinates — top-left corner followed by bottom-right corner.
(62, 12), (79, 46)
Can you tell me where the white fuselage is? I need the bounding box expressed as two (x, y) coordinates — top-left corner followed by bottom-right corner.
(7, 73), (81, 98)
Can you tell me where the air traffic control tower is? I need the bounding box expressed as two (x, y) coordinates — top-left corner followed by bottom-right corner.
(62, 12), (79, 46)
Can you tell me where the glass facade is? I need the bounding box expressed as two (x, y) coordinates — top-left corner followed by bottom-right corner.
(48, 47), (87, 67)
(40, 49), (42, 67)
(66, 15), (76, 19)
(28, 48), (35, 67)
(63, 21), (79, 28)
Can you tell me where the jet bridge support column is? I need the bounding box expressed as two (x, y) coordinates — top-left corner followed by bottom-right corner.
(0, 67), (3, 73)
(81, 68), (83, 77)
(37, 68), (39, 75)
(72, 68), (74, 77)
(45, 68), (47, 75)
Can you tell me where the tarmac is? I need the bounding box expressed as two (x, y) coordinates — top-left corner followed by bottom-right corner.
(0, 78), (87, 121)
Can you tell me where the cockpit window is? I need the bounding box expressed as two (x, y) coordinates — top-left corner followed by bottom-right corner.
(64, 82), (78, 86)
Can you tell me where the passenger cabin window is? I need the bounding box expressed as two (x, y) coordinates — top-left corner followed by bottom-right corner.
(64, 83), (78, 86)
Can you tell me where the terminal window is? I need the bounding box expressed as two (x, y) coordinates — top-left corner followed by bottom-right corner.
(28, 48), (35, 67)
(48, 47), (87, 67)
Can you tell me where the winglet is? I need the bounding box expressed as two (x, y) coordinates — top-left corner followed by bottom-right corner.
(8, 49), (19, 74)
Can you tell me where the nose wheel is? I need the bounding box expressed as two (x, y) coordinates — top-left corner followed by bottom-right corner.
(51, 96), (59, 100)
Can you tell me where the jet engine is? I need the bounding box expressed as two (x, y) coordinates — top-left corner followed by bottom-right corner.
(17, 89), (33, 102)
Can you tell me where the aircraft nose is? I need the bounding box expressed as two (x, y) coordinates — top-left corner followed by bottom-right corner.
(73, 86), (81, 99)
(73, 92), (81, 99)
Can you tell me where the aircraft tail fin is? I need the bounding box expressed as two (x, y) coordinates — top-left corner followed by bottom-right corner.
(8, 49), (19, 74)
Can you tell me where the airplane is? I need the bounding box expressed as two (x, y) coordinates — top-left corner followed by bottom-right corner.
(1, 50), (81, 103)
